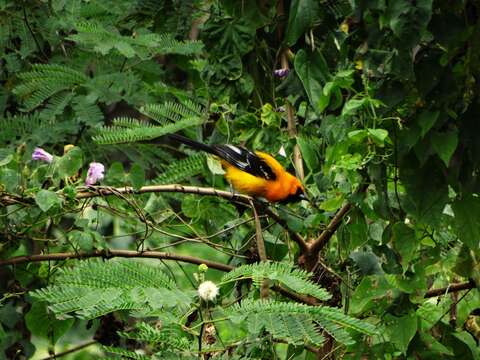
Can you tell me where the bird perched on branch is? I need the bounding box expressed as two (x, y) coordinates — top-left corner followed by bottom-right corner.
(169, 134), (306, 203)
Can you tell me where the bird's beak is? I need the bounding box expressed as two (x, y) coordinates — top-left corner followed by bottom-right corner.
(298, 193), (308, 201)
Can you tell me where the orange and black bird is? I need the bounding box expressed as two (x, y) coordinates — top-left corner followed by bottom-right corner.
(169, 134), (306, 203)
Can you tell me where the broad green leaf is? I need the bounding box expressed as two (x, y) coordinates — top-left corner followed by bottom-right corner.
(0, 154), (13, 167)
(431, 130), (458, 167)
(25, 302), (74, 344)
(368, 128), (389, 147)
(320, 194), (344, 211)
(385, 311), (418, 354)
(56, 146), (83, 178)
(297, 136), (320, 172)
(418, 110), (439, 137)
(391, 222), (417, 272)
(346, 210), (368, 249)
(294, 49), (330, 113)
(400, 158), (448, 226)
(451, 195), (480, 249)
(35, 189), (63, 212)
(350, 251), (383, 275)
(285, 0), (321, 46)
(451, 331), (480, 359)
(348, 130), (368, 143)
(106, 162), (125, 184)
(129, 163), (145, 190)
(207, 156), (225, 175)
(69, 230), (94, 251)
(115, 41), (136, 58)
(350, 276), (397, 315)
(342, 98), (367, 116)
(0, 167), (19, 192)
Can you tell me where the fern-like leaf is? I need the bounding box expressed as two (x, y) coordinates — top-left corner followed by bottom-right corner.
(69, 21), (203, 59)
(140, 101), (203, 124)
(231, 299), (377, 346)
(222, 262), (331, 301)
(14, 64), (87, 110)
(119, 322), (191, 352)
(102, 346), (151, 360)
(31, 259), (192, 319)
(153, 154), (206, 185)
(93, 116), (203, 144)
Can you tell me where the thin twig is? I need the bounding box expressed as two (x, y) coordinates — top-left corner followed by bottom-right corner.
(249, 200), (267, 262)
(276, 0), (304, 180)
(249, 200), (269, 299)
(22, 2), (48, 61)
(40, 340), (97, 360)
(1, 184), (309, 253)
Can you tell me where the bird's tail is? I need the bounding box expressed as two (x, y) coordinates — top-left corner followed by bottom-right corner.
(168, 133), (217, 156)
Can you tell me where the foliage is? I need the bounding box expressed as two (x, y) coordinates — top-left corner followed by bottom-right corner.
(1, 0), (480, 359)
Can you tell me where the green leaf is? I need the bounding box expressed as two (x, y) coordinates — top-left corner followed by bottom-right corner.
(285, 0), (321, 46)
(350, 276), (396, 315)
(342, 98), (367, 116)
(451, 195), (480, 249)
(129, 163), (145, 190)
(418, 110), (439, 137)
(400, 158), (448, 226)
(294, 49), (330, 113)
(431, 130), (458, 167)
(0, 154), (13, 167)
(320, 194), (344, 211)
(368, 128), (389, 147)
(350, 251), (383, 275)
(297, 136), (320, 172)
(385, 311), (418, 354)
(25, 302), (74, 344)
(35, 190), (63, 212)
(391, 222), (417, 272)
(348, 129), (368, 143)
(56, 146), (83, 178)
(0, 168), (19, 192)
(260, 103), (280, 127)
(69, 230), (94, 251)
(106, 162), (125, 184)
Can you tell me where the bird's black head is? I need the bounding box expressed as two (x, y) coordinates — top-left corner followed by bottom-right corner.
(280, 187), (307, 204)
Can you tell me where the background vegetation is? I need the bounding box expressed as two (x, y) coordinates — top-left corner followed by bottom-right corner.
(1, 0), (480, 359)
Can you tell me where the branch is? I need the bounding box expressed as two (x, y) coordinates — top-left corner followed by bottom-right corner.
(258, 205), (309, 253)
(309, 183), (369, 254)
(309, 201), (354, 255)
(41, 340), (97, 360)
(0, 249), (234, 272)
(76, 184), (252, 202)
(1, 184), (309, 253)
(80, 185), (309, 253)
(424, 280), (476, 298)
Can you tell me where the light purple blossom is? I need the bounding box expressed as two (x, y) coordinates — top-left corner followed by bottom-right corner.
(273, 68), (290, 78)
(32, 147), (54, 163)
(85, 162), (105, 186)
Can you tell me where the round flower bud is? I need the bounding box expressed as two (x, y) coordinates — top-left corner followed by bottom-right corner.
(198, 264), (209, 273)
(198, 281), (219, 302)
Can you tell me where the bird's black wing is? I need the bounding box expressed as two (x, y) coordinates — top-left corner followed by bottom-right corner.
(213, 144), (276, 180)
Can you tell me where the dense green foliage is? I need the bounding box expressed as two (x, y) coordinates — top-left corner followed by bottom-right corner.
(1, 0), (480, 359)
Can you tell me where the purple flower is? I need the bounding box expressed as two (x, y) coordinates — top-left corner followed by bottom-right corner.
(85, 162), (105, 186)
(32, 147), (54, 163)
(273, 68), (290, 78)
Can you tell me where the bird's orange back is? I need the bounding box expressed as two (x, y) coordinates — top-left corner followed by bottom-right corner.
(222, 151), (304, 202)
